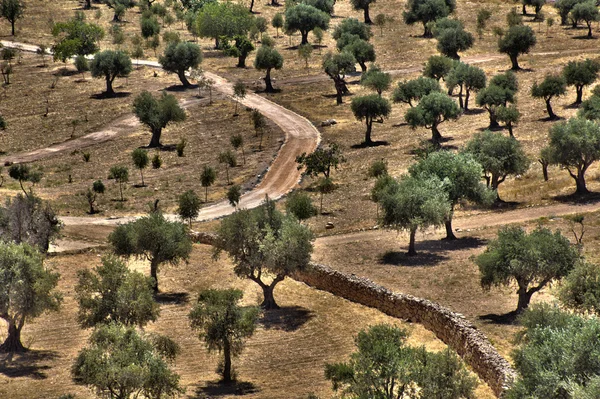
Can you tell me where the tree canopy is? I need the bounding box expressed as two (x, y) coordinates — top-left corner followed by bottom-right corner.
(254, 44), (284, 93)
(284, 4), (330, 45)
(423, 54), (454, 81)
(133, 91), (186, 148)
(51, 17), (104, 62)
(349, 0), (377, 24)
(323, 51), (356, 104)
(433, 17), (474, 59)
(498, 24), (536, 70)
(360, 65), (391, 96)
(403, 0), (457, 37)
(563, 58), (600, 104)
(393, 77), (441, 107)
(404, 91), (460, 144)
(159, 41), (203, 87)
(571, 1), (599, 38)
(0, 0), (24, 36)
(195, 1), (254, 48)
(296, 142), (344, 179)
(531, 74), (567, 120)
(90, 50), (132, 96)
(350, 94), (391, 145)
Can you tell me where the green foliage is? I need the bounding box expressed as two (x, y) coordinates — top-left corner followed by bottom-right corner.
(332, 17), (371, 42)
(571, 1), (599, 37)
(423, 54), (454, 81)
(133, 91), (186, 148)
(476, 73), (518, 127)
(563, 58), (600, 104)
(476, 9), (492, 37)
(433, 17), (474, 59)
(403, 0), (457, 37)
(350, 94), (391, 144)
(531, 74), (567, 119)
(446, 62), (486, 111)
(215, 198), (313, 309)
(303, 0), (335, 14)
(72, 323), (182, 399)
(555, 0), (585, 25)
(496, 105), (521, 137)
(580, 93), (600, 120)
(342, 38), (375, 72)
(108, 165), (129, 201)
(298, 43), (313, 68)
(131, 148), (149, 186)
(475, 226), (578, 312)
(296, 142), (344, 179)
(90, 50), (132, 96)
(200, 165), (217, 201)
(0, 242), (61, 352)
(189, 289), (259, 382)
(393, 77), (441, 107)
(254, 45), (283, 92)
(227, 185), (242, 208)
(159, 41), (202, 86)
(284, 4), (330, 45)
(223, 35), (254, 68)
(86, 180), (105, 213)
(177, 189), (201, 225)
(162, 30), (181, 45)
(51, 17), (104, 62)
(108, 212), (192, 293)
(323, 51), (356, 104)
(218, 150), (236, 185)
(360, 65), (391, 95)
(558, 261), (600, 316)
(272, 12), (284, 36)
(8, 163), (43, 196)
(0, 0), (24, 35)
(404, 91), (460, 144)
(325, 323), (478, 399)
(374, 13), (388, 35)
(74, 54), (89, 75)
(368, 159), (388, 178)
(140, 14), (160, 38)
(498, 24), (536, 70)
(75, 255), (159, 329)
(545, 117), (600, 193)
(195, 2), (254, 47)
(286, 191), (317, 221)
(463, 130), (529, 197)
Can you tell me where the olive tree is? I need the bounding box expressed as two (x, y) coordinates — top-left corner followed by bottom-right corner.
(75, 255), (159, 329)
(218, 150), (236, 185)
(86, 180), (105, 214)
(89, 50), (132, 96)
(545, 117), (600, 194)
(254, 44), (283, 93)
(496, 105), (521, 137)
(177, 189), (201, 226)
(323, 51), (356, 105)
(403, 0), (456, 37)
(8, 163), (42, 197)
(284, 4), (330, 45)
(332, 17), (372, 42)
(285, 191), (317, 221)
(475, 226), (578, 313)
(189, 289), (259, 383)
(350, 94), (391, 145)
(214, 198), (313, 309)
(131, 148), (149, 187)
(464, 130), (530, 200)
(571, 1), (598, 38)
(0, 0), (24, 36)
(563, 58), (600, 104)
(108, 211), (192, 293)
(227, 184), (241, 208)
(200, 165), (217, 202)
(476, 83), (516, 128)
(393, 77), (441, 107)
(133, 91), (186, 148)
(433, 18), (474, 60)
(409, 151), (494, 240)
(296, 142), (344, 179)
(531, 75), (567, 121)
(498, 24), (536, 70)
(195, 2), (254, 48)
(350, 0), (377, 24)
(108, 165), (129, 201)
(224, 35), (254, 68)
(52, 18), (104, 62)
(360, 65), (391, 96)
(0, 242), (61, 352)
(343, 38), (375, 72)
(377, 175), (451, 255)
(423, 54), (454, 81)
(159, 41), (202, 87)
(446, 63), (486, 111)
(405, 91), (460, 144)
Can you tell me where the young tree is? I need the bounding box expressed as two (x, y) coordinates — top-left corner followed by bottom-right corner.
(0, 242), (61, 352)
(133, 91), (186, 148)
(189, 289), (259, 383)
(227, 184), (241, 208)
(215, 198), (313, 309)
(232, 81), (246, 116)
(464, 130), (530, 200)
(546, 117), (600, 194)
(360, 65), (391, 96)
(350, 0), (377, 24)
(403, 0), (456, 37)
(8, 164), (42, 197)
(405, 91), (460, 144)
(374, 13), (387, 35)
(200, 165), (217, 202)
(284, 4), (330, 45)
(554, 0), (582, 25)
(333, 17), (372, 42)
(230, 134), (245, 164)
(378, 175), (451, 255)
(74, 55), (89, 78)
(196, 2), (254, 48)
(498, 24), (536, 70)
(475, 226), (578, 313)
(254, 45), (284, 93)
(433, 18), (474, 60)
(296, 142), (344, 179)
(476, 9), (492, 38)
(557, 261), (600, 316)
(75, 255), (159, 329)
(286, 191), (317, 221)
(0, 0), (24, 36)
(409, 151), (494, 240)
(51, 18), (104, 62)
(323, 51), (356, 104)
(89, 50), (132, 97)
(342, 38), (375, 72)
(177, 189), (201, 226)
(272, 13), (284, 37)
(159, 41), (202, 86)
(85, 180), (105, 214)
(571, 1), (598, 38)
(72, 324), (182, 399)
(141, 15), (161, 39)
(563, 58), (600, 105)
(325, 324), (478, 399)
(423, 54), (454, 81)
(531, 74), (567, 120)
(461, 64), (487, 111)
(298, 43), (313, 69)
(476, 84), (516, 128)
(223, 35), (254, 68)
(350, 94), (391, 145)
(108, 165), (129, 201)
(393, 77), (441, 107)
(218, 150), (236, 185)
(131, 148), (149, 187)
(316, 176), (335, 213)
(496, 105), (521, 137)
(109, 212), (192, 293)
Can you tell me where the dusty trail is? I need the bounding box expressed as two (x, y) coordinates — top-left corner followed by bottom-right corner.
(0, 41), (321, 221)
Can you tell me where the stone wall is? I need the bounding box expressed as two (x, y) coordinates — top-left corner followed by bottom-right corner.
(191, 232), (516, 397)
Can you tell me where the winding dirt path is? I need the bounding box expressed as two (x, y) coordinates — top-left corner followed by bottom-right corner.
(0, 40), (321, 221)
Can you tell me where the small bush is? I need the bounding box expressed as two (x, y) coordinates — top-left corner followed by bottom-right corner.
(176, 138), (186, 157)
(82, 152), (91, 162)
(152, 153), (162, 169)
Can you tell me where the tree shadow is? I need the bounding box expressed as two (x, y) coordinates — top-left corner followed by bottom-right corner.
(564, 102), (581, 109)
(538, 116), (564, 122)
(573, 35), (597, 40)
(392, 122), (409, 127)
(379, 250), (448, 267)
(259, 306), (315, 332)
(553, 190), (600, 204)
(0, 350), (58, 380)
(155, 292), (190, 305)
(90, 92), (131, 100)
(193, 380), (259, 397)
(479, 310), (519, 325)
(462, 108), (486, 115)
(53, 69), (79, 77)
(491, 199), (520, 209)
(351, 140), (389, 148)
(418, 236), (487, 252)
(164, 84), (198, 92)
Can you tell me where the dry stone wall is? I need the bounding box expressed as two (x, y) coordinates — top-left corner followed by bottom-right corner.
(191, 232), (516, 397)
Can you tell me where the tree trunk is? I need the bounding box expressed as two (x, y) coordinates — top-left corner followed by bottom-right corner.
(148, 128), (162, 148)
(106, 76), (115, 96)
(222, 340), (233, 382)
(507, 122), (514, 138)
(150, 257), (160, 294)
(423, 23), (432, 38)
(225, 165), (230, 184)
(249, 0), (255, 13)
(205, 186), (208, 202)
(576, 86), (583, 105)
(84, 0), (91, 9)
(509, 54), (520, 71)
(458, 85), (464, 110)
(119, 182), (124, 202)
(237, 55), (247, 68)
(407, 228), (417, 256)
(363, 6), (371, 24)
(334, 79), (344, 105)
(588, 22), (593, 38)
(546, 98), (557, 119)
(575, 171), (589, 194)
(178, 70), (191, 87)
(516, 287), (533, 313)
(539, 159), (549, 181)
(0, 320), (25, 352)
(260, 282), (280, 309)
(11, 21), (15, 36)
(301, 31), (309, 45)
(265, 68), (274, 92)
(464, 89), (470, 111)
(140, 169), (145, 187)
(488, 109), (499, 128)
(522, 4), (527, 15)
(431, 124), (443, 145)
(359, 61), (367, 73)
(444, 205), (456, 240)
(364, 119), (372, 145)
(320, 191), (323, 213)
